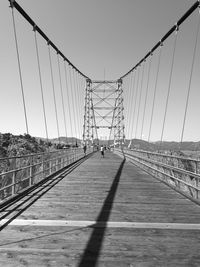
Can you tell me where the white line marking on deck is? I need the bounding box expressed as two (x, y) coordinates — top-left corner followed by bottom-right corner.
(1, 219), (200, 230)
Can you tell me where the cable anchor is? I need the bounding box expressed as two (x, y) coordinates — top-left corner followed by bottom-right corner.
(9, 0), (15, 8)
(33, 24), (37, 32)
(175, 23), (179, 34)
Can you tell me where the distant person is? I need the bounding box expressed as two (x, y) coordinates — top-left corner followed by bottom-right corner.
(100, 145), (104, 158)
(83, 145), (87, 156)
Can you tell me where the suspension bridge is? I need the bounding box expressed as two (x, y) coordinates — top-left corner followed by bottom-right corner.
(1, 0), (200, 266)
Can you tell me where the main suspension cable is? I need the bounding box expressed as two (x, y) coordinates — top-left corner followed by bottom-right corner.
(8, 0), (90, 80)
(120, 1), (200, 79)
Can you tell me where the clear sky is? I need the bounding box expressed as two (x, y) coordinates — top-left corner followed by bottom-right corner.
(0, 0), (199, 141)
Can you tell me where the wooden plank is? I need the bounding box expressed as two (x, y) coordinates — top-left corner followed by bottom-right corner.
(0, 151), (200, 266)
(0, 227), (200, 266)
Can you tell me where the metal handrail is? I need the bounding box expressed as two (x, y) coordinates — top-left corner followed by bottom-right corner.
(0, 147), (93, 202)
(126, 148), (200, 175)
(0, 147), (72, 162)
(126, 151), (200, 179)
(115, 148), (200, 203)
(129, 148), (200, 163)
(125, 153), (199, 191)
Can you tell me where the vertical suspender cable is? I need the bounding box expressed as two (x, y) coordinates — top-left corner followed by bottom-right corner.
(126, 72), (135, 139)
(160, 28), (179, 146)
(130, 67), (140, 140)
(77, 76), (83, 142)
(180, 7), (200, 144)
(124, 75), (130, 139)
(72, 68), (79, 145)
(64, 61), (74, 145)
(124, 76), (130, 140)
(73, 69), (81, 143)
(82, 79), (87, 142)
(34, 29), (49, 142)
(81, 78), (86, 141)
(77, 72), (83, 142)
(48, 44), (60, 144)
(57, 53), (68, 144)
(129, 71), (137, 141)
(148, 45), (162, 142)
(140, 55), (152, 140)
(10, 4), (29, 134)
(135, 62), (145, 138)
(125, 74), (132, 139)
(109, 95), (117, 144)
(69, 66), (77, 145)
(77, 72), (85, 141)
(75, 72), (81, 141)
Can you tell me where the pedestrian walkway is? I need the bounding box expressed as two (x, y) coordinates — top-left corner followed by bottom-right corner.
(0, 151), (200, 266)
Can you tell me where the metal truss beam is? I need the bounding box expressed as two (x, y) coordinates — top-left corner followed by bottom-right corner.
(92, 80), (117, 83)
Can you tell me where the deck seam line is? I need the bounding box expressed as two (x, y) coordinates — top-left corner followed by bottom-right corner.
(1, 219), (200, 229)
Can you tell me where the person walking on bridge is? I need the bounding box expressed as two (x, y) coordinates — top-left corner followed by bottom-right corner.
(83, 144), (87, 156)
(100, 145), (105, 158)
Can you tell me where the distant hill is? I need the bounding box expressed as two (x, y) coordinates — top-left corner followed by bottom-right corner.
(154, 141), (200, 151)
(1, 132), (200, 159)
(126, 139), (156, 151)
(50, 136), (81, 146)
(0, 133), (50, 158)
(126, 139), (200, 152)
(0, 133), (84, 158)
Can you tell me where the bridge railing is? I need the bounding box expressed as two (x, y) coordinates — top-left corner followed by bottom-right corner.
(0, 147), (92, 202)
(114, 148), (200, 203)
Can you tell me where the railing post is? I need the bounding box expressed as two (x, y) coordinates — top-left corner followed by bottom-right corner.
(197, 181), (199, 199)
(12, 170), (16, 196)
(49, 157), (52, 175)
(55, 157), (58, 172)
(194, 161), (199, 199)
(29, 156), (33, 186)
(42, 154), (44, 180)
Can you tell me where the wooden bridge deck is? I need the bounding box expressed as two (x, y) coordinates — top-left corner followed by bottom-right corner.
(1, 151), (200, 266)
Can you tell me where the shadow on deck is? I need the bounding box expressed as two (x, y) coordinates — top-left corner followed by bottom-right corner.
(78, 156), (126, 266)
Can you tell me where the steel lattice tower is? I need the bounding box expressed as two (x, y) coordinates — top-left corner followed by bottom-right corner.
(111, 79), (125, 147)
(83, 79), (125, 147)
